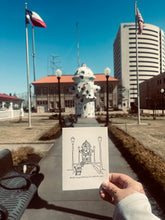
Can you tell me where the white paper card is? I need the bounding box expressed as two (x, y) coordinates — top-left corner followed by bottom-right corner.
(62, 127), (109, 191)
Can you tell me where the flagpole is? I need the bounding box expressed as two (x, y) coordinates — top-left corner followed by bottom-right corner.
(25, 3), (32, 127)
(135, 0), (141, 125)
(32, 26), (36, 81)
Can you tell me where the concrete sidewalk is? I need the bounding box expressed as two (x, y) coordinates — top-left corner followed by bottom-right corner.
(22, 118), (137, 220)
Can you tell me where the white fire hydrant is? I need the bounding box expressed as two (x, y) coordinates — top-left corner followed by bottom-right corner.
(72, 63), (100, 118)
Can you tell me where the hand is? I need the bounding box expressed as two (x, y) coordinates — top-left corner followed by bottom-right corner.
(99, 173), (145, 205)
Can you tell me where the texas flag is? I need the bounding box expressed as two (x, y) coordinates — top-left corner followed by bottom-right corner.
(26, 9), (46, 28)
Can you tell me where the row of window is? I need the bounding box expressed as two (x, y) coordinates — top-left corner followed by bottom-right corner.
(129, 60), (158, 64)
(35, 86), (114, 95)
(129, 32), (158, 38)
(130, 70), (159, 73)
(129, 37), (158, 43)
(129, 56), (158, 60)
(37, 101), (48, 105)
(37, 100), (75, 108)
(129, 65), (158, 69)
(129, 51), (158, 56)
(129, 27), (158, 35)
(129, 46), (158, 52)
(129, 78), (149, 82)
(129, 41), (158, 47)
(36, 86), (75, 95)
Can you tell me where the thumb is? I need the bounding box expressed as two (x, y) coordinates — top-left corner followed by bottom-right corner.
(102, 180), (120, 199)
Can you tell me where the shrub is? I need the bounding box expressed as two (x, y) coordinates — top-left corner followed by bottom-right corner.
(39, 123), (61, 140)
(49, 114), (59, 120)
(12, 146), (34, 165)
(96, 116), (106, 123)
(108, 124), (165, 208)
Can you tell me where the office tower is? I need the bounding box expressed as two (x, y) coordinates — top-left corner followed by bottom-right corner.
(113, 23), (165, 108)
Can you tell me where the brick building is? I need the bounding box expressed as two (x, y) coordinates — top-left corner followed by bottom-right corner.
(32, 74), (119, 113)
(140, 72), (165, 110)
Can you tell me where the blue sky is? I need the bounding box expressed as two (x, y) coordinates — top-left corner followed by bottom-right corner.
(1, 0), (165, 95)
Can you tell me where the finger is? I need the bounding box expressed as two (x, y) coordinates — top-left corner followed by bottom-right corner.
(102, 180), (120, 200)
(99, 187), (115, 204)
(109, 173), (145, 194)
(109, 173), (135, 188)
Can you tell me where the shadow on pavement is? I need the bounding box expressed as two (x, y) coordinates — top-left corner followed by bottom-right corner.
(28, 192), (112, 220)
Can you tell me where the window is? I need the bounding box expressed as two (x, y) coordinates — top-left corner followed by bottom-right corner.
(101, 97), (104, 102)
(65, 100), (74, 107)
(49, 88), (54, 94)
(36, 88), (41, 95)
(109, 86), (113, 93)
(100, 86), (104, 93)
(64, 86), (74, 94)
(56, 101), (59, 108)
(37, 100), (47, 105)
(55, 87), (59, 94)
(43, 100), (48, 105)
(50, 102), (54, 108)
(37, 101), (42, 105)
(43, 88), (48, 95)
(64, 87), (69, 94)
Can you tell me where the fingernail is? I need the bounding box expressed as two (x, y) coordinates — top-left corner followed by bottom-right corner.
(102, 181), (109, 189)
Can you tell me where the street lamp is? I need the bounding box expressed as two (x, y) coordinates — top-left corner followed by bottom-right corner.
(56, 69), (62, 126)
(160, 88), (164, 115)
(104, 67), (111, 126)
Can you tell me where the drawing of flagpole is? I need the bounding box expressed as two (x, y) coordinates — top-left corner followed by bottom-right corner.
(98, 136), (103, 171)
(71, 137), (75, 170)
(135, 0), (144, 125)
(25, 3), (31, 128)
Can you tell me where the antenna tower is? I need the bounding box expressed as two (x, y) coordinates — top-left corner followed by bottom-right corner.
(49, 54), (62, 75)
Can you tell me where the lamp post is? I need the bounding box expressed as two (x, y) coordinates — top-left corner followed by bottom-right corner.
(104, 67), (111, 126)
(56, 69), (62, 126)
(160, 88), (164, 115)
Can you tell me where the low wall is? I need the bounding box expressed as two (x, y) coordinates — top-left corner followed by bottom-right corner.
(0, 109), (24, 120)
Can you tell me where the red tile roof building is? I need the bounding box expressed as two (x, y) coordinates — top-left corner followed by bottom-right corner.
(0, 94), (24, 101)
(0, 94), (24, 119)
(32, 74), (118, 84)
(32, 74), (119, 113)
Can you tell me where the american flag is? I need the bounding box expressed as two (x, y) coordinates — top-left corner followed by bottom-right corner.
(137, 8), (144, 34)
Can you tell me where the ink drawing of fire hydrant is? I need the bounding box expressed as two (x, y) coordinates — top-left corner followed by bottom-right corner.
(71, 136), (103, 176)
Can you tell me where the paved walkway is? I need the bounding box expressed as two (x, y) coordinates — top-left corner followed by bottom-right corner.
(21, 118), (138, 220)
